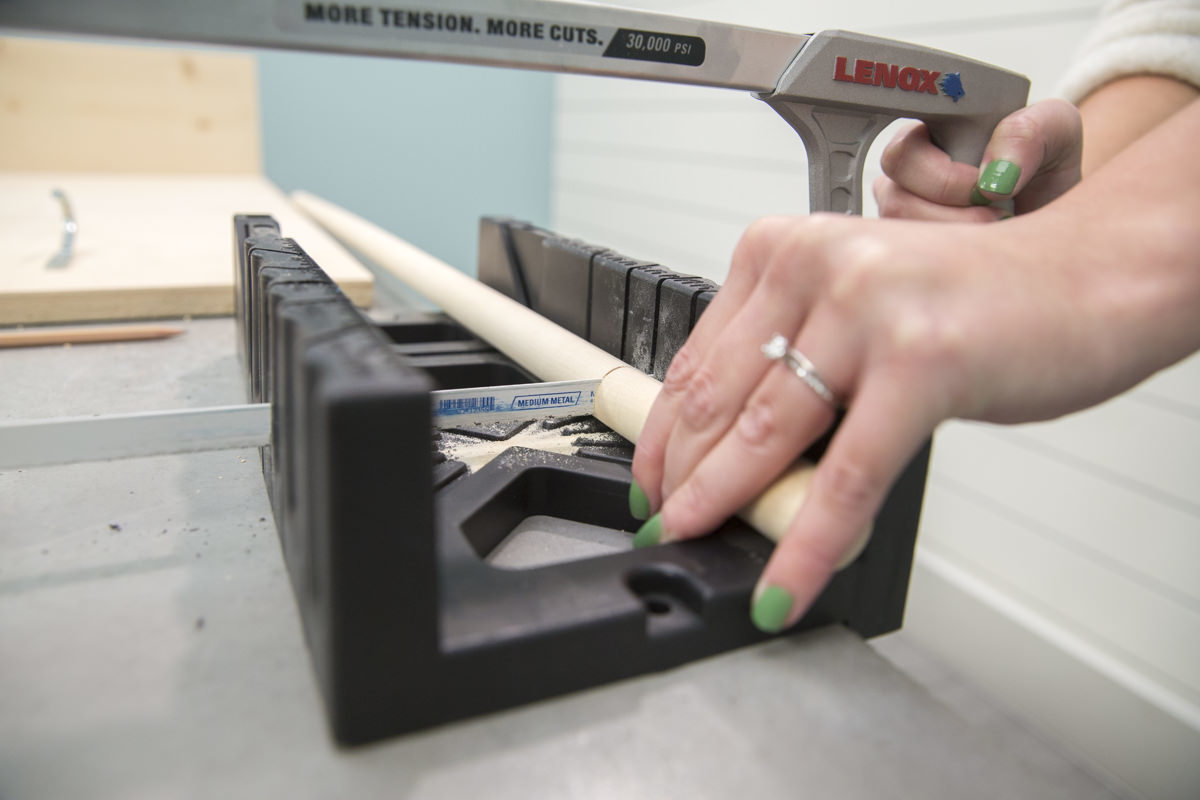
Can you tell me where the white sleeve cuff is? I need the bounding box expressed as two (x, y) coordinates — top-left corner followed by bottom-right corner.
(1057, 0), (1200, 103)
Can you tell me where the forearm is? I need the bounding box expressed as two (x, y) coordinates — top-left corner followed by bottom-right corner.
(1037, 97), (1200, 393)
(1078, 75), (1200, 176)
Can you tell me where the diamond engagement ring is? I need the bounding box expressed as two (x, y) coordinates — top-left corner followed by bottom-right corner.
(761, 333), (839, 407)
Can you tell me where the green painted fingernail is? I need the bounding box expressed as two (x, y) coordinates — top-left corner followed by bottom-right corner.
(633, 513), (663, 548)
(969, 186), (992, 206)
(977, 159), (1020, 196)
(751, 585), (794, 633)
(629, 480), (650, 521)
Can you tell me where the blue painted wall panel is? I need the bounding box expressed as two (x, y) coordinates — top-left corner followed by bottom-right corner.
(259, 51), (553, 276)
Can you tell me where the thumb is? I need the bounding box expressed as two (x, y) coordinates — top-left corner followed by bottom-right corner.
(972, 99), (1083, 212)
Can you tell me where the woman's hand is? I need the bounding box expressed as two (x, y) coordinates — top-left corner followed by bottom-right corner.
(628, 210), (1109, 631)
(629, 98), (1199, 634)
(873, 98), (1084, 221)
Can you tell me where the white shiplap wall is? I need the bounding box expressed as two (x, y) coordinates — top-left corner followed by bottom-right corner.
(551, 2), (1200, 798)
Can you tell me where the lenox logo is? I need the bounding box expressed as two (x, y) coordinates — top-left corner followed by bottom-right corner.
(833, 56), (965, 101)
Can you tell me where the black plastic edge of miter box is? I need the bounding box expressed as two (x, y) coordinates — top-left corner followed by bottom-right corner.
(235, 214), (931, 746)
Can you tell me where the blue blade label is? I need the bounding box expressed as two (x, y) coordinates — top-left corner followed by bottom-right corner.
(432, 380), (598, 424)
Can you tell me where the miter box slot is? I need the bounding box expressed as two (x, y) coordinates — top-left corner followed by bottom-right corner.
(361, 310), (538, 389)
(261, 286), (347, 491)
(390, 340), (495, 358)
(377, 313), (496, 358)
(234, 213), (282, 360)
(252, 261), (329, 404)
(406, 353), (536, 391)
(540, 236), (609, 338)
(507, 223), (556, 312)
(478, 217), (556, 312)
(477, 216), (531, 306)
(623, 265), (676, 373)
(587, 251), (652, 359)
(652, 275), (719, 380)
(376, 313), (479, 344)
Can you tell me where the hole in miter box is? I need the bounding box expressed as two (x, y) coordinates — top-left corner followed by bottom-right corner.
(460, 461), (640, 569)
(643, 596), (672, 616)
(625, 563), (705, 618)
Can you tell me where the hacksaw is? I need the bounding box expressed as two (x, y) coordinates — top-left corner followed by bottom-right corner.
(0, 0), (1030, 215)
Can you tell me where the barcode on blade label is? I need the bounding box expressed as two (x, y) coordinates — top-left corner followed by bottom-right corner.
(436, 396), (497, 415)
(432, 379), (599, 424)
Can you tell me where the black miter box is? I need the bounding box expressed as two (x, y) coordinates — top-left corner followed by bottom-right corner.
(232, 213), (930, 745)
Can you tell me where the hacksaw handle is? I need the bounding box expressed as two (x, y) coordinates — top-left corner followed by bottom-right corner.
(762, 30), (1030, 215)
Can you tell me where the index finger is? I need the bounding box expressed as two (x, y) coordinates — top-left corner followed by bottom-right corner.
(880, 121), (981, 207)
(630, 216), (796, 518)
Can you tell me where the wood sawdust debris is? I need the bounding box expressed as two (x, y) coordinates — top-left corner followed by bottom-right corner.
(437, 415), (628, 474)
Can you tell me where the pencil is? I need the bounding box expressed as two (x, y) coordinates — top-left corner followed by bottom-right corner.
(0, 324), (184, 349)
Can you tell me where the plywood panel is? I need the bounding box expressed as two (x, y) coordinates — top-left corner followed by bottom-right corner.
(0, 173), (372, 324)
(0, 36), (260, 174)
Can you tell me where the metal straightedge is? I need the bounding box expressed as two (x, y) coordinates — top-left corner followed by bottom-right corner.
(0, 378), (603, 470)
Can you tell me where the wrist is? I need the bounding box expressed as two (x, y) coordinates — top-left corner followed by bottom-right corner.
(1036, 168), (1200, 399)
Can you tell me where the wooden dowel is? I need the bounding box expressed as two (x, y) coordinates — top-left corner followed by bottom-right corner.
(0, 324), (183, 349)
(291, 191), (868, 563)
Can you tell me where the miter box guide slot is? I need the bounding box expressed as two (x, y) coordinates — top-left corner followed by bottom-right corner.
(233, 213), (931, 745)
(477, 217), (721, 380)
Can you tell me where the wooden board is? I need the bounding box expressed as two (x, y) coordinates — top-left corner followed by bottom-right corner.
(0, 36), (261, 174)
(0, 174), (373, 324)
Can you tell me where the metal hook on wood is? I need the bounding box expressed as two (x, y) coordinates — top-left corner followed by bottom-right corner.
(46, 188), (77, 269)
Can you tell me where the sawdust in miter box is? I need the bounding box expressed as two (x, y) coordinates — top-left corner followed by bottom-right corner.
(437, 415), (628, 474)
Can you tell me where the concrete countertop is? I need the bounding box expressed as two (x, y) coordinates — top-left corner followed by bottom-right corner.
(0, 318), (1120, 799)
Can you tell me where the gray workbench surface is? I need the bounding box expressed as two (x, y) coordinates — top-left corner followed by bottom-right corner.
(0, 318), (1120, 799)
